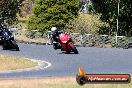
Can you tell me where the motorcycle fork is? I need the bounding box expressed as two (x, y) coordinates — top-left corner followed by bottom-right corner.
(68, 42), (74, 48)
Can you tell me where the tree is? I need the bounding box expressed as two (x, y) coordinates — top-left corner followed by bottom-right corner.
(28, 0), (79, 32)
(92, 0), (132, 36)
(0, 0), (23, 25)
(119, 0), (132, 36)
(19, 0), (35, 17)
(92, 0), (117, 35)
(67, 14), (104, 34)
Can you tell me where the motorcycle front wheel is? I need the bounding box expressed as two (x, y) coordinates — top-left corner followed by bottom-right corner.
(11, 40), (19, 51)
(70, 45), (79, 54)
(2, 44), (8, 50)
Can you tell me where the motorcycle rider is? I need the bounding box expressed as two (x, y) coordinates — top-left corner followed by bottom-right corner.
(51, 27), (63, 50)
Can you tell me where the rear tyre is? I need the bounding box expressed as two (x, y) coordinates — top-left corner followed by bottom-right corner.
(70, 45), (78, 54)
(66, 51), (71, 54)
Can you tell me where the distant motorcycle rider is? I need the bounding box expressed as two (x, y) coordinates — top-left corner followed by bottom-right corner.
(51, 27), (63, 49)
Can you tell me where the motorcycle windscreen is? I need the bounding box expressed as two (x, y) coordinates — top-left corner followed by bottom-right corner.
(59, 33), (71, 43)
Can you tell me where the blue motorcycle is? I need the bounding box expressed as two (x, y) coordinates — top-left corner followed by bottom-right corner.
(0, 28), (19, 51)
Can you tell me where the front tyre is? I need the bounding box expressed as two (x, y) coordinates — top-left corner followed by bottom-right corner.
(11, 40), (19, 51)
(70, 45), (78, 54)
(2, 44), (8, 50)
(16, 46), (19, 51)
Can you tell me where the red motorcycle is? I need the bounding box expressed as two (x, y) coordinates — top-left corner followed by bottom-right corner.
(52, 32), (78, 54)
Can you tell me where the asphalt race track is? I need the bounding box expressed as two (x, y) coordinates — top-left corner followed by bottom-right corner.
(0, 43), (132, 78)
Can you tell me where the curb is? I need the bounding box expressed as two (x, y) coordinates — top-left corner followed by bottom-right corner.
(16, 40), (49, 45)
(16, 40), (84, 48)
(16, 40), (82, 46)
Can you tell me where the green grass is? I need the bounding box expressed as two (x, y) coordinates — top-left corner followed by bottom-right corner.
(0, 77), (131, 88)
(0, 55), (37, 71)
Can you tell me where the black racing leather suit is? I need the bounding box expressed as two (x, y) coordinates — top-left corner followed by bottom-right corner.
(51, 30), (63, 49)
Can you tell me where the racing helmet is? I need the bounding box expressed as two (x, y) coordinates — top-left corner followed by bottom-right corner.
(51, 27), (57, 32)
(51, 27), (58, 34)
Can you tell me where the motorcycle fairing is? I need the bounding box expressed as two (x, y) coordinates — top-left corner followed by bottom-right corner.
(58, 32), (71, 43)
(58, 32), (75, 52)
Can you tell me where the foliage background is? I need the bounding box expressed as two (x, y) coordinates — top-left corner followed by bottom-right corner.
(66, 14), (105, 34)
(0, 0), (23, 25)
(27, 0), (79, 32)
(92, 0), (132, 36)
